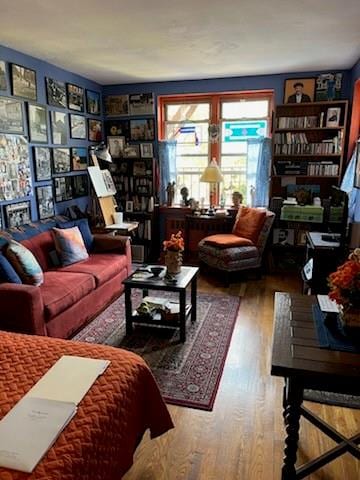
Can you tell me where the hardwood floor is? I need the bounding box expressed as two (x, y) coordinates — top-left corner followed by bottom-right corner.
(124, 273), (359, 480)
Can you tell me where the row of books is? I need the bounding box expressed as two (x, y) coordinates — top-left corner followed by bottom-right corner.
(134, 219), (152, 240)
(277, 115), (318, 129)
(274, 160), (339, 176)
(274, 139), (341, 155)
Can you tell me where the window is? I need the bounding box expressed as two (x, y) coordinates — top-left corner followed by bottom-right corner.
(160, 92), (272, 205)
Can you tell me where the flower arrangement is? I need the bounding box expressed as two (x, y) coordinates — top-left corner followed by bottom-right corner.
(328, 248), (360, 310)
(163, 231), (184, 252)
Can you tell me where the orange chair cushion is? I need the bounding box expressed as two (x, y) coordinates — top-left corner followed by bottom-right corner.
(204, 234), (254, 249)
(232, 207), (267, 244)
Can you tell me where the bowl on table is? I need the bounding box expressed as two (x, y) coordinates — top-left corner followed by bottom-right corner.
(150, 266), (165, 277)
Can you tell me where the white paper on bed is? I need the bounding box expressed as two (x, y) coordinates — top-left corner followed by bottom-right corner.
(0, 397), (77, 473)
(26, 355), (110, 406)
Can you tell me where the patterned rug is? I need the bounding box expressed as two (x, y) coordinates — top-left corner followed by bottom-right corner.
(73, 291), (240, 411)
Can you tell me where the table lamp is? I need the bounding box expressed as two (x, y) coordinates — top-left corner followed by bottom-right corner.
(200, 158), (224, 214)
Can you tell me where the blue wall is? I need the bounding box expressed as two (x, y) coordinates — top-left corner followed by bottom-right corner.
(0, 44), (103, 226)
(350, 57), (360, 94)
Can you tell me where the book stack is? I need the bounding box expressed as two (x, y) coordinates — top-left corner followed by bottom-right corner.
(274, 132), (342, 155)
(277, 115), (318, 129)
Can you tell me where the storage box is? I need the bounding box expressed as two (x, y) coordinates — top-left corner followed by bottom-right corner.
(280, 205), (324, 223)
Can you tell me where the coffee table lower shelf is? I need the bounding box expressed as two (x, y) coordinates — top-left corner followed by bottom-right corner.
(130, 304), (192, 328)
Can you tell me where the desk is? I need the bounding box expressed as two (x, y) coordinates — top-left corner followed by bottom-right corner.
(104, 222), (139, 235)
(271, 292), (360, 479)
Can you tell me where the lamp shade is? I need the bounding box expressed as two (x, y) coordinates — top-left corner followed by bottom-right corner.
(94, 142), (112, 162)
(200, 159), (224, 183)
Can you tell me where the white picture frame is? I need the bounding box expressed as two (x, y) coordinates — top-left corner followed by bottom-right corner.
(125, 200), (133, 212)
(140, 143), (153, 158)
(326, 107), (341, 127)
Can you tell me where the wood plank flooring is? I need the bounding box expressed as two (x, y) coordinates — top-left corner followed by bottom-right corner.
(123, 273), (359, 480)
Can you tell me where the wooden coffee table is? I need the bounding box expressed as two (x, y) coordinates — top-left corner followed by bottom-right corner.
(122, 266), (199, 342)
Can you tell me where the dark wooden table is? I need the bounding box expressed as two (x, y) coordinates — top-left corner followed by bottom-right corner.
(122, 266), (199, 342)
(271, 292), (360, 480)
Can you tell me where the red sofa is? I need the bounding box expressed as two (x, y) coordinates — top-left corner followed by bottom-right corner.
(0, 218), (131, 339)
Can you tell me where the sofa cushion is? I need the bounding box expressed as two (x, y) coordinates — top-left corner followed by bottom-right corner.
(58, 253), (128, 287)
(56, 218), (94, 252)
(204, 234), (254, 248)
(21, 231), (56, 271)
(5, 240), (44, 286)
(52, 226), (89, 266)
(41, 271), (96, 319)
(232, 207), (267, 244)
(0, 253), (22, 284)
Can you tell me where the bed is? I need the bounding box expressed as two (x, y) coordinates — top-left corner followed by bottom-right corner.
(0, 331), (174, 480)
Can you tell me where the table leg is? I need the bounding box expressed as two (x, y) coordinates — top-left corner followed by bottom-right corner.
(142, 288), (149, 298)
(179, 290), (186, 342)
(125, 286), (133, 335)
(191, 275), (197, 322)
(281, 377), (303, 480)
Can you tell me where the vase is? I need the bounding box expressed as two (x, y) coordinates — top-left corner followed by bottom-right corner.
(165, 250), (182, 275)
(339, 305), (360, 329)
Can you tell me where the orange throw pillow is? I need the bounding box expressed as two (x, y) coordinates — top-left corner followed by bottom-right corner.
(204, 234), (253, 249)
(232, 207), (266, 244)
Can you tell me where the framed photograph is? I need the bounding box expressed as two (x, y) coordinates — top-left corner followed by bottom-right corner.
(125, 200), (133, 212)
(133, 161), (146, 176)
(67, 83), (84, 112)
(326, 107), (341, 127)
(69, 114), (86, 139)
(33, 146), (52, 181)
(0, 134), (31, 201)
(123, 144), (140, 158)
(315, 73), (343, 101)
(54, 176), (73, 202)
(107, 136), (125, 158)
(71, 147), (88, 171)
(0, 60), (7, 91)
(140, 142), (153, 158)
(88, 118), (103, 142)
(284, 78), (315, 104)
(104, 95), (129, 116)
(105, 119), (130, 139)
(130, 118), (155, 140)
(355, 141), (360, 189)
(5, 201), (31, 227)
(0, 96), (24, 134)
(50, 110), (67, 144)
(45, 77), (67, 108)
(129, 93), (154, 115)
(52, 148), (71, 174)
(86, 90), (101, 115)
(36, 185), (54, 219)
(28, 103), (48, 143)
(273, 228), (295, 246)
(72, 174), (89, 198)
(297, 230), (307, 246)
(11, 64), (37, 101)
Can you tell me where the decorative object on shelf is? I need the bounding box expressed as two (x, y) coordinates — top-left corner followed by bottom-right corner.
(232, 191), (243, 208)
(328, 248), (360, 328)
(315, 73), (343, 101)
(163, 231), (184, 275)
(67, 83), (84, 112)
(166, 181), (176, 207)
(0, 60), (7, 91)
(284, 78), (315, 104)
(46, 77), (66, 108)
(208, 123), (220, 143)
(200, 158), (224, 212)
(0, 96), (24, 134)
(180, 186), (190, 206)
(326, 107), (341, 127)
(11, 63), (37, 100)
(27, 103), (48, 143)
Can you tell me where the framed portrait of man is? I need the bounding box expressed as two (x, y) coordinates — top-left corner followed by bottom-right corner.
(284, 78), (315, 104)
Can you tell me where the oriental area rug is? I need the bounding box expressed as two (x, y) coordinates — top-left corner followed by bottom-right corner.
(73, 291), (240, 411)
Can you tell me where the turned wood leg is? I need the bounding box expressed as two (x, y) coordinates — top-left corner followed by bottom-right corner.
(125, 286), (133, 335)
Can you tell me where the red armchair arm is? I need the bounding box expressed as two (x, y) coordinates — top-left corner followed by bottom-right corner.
(92, 234), (132, 275)
(0, 284), (46, 336)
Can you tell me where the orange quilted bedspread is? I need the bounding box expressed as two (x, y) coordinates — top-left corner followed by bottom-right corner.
(0, 331), (173, 480)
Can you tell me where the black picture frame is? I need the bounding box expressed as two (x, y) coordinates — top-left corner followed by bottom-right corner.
(0, 96), (24, 134)
(86, 89), (101, 115)
(104, 94), (129, 116)
(67, 83), (84, 112)
(33, 146), (52, 181)
(69, 114), (86, 139)
(45, 77), (67, 108)
(105, 119), (130, 140)
(52, 148), (71, 174)
(27, 103), (48, 143)
(88, 118), (103, 142)
(5, 201), (31, 227)
(50, 110), (67, 145)
(123, 144), (140, 158)
(72, 174), (89, 198)
(0, 60), (7, 91)
(11, 63), (37, 101)
(130, 118), (155, 141)
(129, 93), (154, 115)
(54, 176), (73, 202)
(71, 147), (88, 171)
(36, 185), (55, 219)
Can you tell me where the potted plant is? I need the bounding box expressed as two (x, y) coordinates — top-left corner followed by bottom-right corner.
(163, 231), (184, 275)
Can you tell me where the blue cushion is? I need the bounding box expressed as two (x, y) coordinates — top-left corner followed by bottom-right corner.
(56, 219), (93, 252)
(0, 253), (22, 284)
(5, 241), (44, 286)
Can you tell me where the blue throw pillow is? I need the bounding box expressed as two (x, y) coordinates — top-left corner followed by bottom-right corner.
(56, 218), (93, 252)
(0, 253), (22, 284)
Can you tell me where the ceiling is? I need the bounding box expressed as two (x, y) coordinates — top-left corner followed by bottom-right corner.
(1, 0), (360, 85)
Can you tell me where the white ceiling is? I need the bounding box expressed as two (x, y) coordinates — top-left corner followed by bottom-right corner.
(1, 0), (360, 85)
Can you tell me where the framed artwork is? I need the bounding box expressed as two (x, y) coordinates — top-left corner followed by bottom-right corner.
(52, 148), (71, 174)
(355, 141), (360, 189)
(297, 230), (307, 246)
(36, 185), (54, 219)
(67, 83), (84, 112)
(315, 73), (343, 101)
(28, 103), (48, 143)
(140, 142), (153, 158)
(5, 201), (31, 227)
(88, 118), (103, 142)
(69, 114), (86, 139)
(72, 174), (89, 198)
(129, 93), (154, 115)
(45, 77), (67, 108)
(326, 107), (341, 127)
(11, 64), (37, 101)
(50, 110), (67, 144)
(130, 118), (155, 140)
(125, 200), (133, 212)
(107, 136), (125, 158)
(71, 147), (88, 171)
(0, 60), (7, 91)
(133, 161), (146, 176)
(273, 228), (295, 246)
(284, 78), (315, 104)
(104, 95), (129, 116)
(86, 90), (101, 115)
(54, 176), (73, 202)
(0, 96), (24, 134)
(0, 134), (31, 201)
(105, 119), (130, 139)
(33, 146), (52, 181)
(123, 144), (140, 158)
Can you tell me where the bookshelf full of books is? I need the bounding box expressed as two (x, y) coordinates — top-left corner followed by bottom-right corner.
(271, 100), (348, 197)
